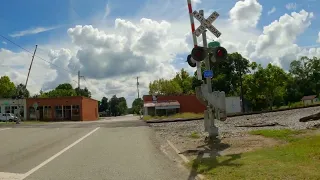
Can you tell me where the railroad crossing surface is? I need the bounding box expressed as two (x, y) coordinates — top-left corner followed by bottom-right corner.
(0, 117), (190, 180)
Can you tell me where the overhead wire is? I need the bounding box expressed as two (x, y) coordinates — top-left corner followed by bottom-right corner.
(0, 34), (79, 84)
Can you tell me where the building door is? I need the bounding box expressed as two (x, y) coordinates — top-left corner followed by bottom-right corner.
(38, 106), (44, 120)
(63, 106), (72, 120)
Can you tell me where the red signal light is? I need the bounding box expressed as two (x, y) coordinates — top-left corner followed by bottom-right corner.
(217, 49), (223, 57)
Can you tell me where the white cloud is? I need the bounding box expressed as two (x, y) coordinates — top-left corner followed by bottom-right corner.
(317, 32), (320, 43)
(2, 41), (6, 45)
(286, 3), (297, 10)
(9, 26), (59, 38)
(103, 3), (111, 19)
(1, 0), (318, 107)
(267, 6), (276, 15)
(245, 10), (314, 69)
(229, 0), (263, 29)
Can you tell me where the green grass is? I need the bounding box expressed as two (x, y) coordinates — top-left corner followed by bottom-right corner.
(190, 133), (320, 180)
(189, 131), (200, 139)
(249, 129), (304, 142)
(143, 112), (204, 121)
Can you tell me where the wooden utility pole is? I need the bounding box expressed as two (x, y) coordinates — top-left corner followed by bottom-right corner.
(136, 77), (140, 99)
(25, 45), (37, 88)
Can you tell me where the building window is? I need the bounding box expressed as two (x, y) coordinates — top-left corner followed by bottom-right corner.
(55, 106), (63, 119)
(44, 106), (52, 119)
(11, 106), (17, 114)
(72, 105), (80, 116)
(5, 106), (10, 113)
(29, 106), (36, 120)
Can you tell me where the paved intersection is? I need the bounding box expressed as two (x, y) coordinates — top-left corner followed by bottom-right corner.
(0, 116), (191, 180)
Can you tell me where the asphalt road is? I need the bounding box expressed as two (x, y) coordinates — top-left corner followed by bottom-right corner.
(0, 116), (191, 180)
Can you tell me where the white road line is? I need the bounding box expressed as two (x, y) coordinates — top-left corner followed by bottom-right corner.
(20, 127), (100, 180)
(0, 128), (11, 132)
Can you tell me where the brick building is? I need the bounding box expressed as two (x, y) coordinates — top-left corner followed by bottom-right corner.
(26, 96), (98, 121)
(143, 95), (206, 116)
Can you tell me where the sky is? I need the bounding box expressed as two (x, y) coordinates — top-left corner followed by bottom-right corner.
(0, 0), (320, 107)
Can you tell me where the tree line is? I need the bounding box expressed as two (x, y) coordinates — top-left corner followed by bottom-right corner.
(149, 53), (320, 111)
(0, 76), (91, 99)
(98, 96), (143, 116)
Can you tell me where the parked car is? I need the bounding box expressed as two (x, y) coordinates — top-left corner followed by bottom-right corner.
(0, 113), (19, 122)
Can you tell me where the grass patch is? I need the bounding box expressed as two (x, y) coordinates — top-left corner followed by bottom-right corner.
(189, 131), (200, 139)
(249, 129), (304, 142)
(143, 112), (203, 121)
(190, 134), (320, 180)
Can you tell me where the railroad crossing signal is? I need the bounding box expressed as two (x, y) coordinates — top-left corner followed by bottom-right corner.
(192, 10), (221, 38)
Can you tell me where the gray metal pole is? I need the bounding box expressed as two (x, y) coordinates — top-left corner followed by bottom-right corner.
(199, 10), (212, 93)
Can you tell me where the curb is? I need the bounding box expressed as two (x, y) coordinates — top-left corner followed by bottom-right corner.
(166, 140), (205, 180)
(146, 117), (203, 123)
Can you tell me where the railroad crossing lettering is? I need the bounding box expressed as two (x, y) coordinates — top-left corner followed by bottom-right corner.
(192, 10), (221, 38)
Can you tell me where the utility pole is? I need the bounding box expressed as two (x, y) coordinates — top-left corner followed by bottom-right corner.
(136, 77), (140, 99)
(25, 45), (38, 88)
(77, 71), (84, 95)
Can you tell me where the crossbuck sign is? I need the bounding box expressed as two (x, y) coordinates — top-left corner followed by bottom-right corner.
(192, 10), (221, 38)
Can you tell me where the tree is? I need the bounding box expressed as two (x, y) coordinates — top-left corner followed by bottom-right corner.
(117, 97), (128, 115)
(149, 78), (183, 95)
(39, 83), (77, 98)
(192, 52), (252, 96)
(110, 95), (119, 116)
(132, 98), (143, 114)
(0, 76), (16, 98)
(15, 83), (30, 98)
(243, 64), (289, 110)
(172, 69), (194, 94)
(56, 83), (73, 90)
(99, 97), (109, 113)
(75, 87), (91, 97)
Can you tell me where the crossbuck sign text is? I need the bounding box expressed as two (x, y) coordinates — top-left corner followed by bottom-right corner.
(192, 10), (221, 38)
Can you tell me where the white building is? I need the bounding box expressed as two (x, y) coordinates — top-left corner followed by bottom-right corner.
(301, 95), (318, 106)
(0, 99), (27, 119)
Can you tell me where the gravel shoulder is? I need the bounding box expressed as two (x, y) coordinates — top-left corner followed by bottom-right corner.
(150, 106), (320, 159)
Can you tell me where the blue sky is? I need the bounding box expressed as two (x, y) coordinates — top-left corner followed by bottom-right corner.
(1, 0), (319, 50)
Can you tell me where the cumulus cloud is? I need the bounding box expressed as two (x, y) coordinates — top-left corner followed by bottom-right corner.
(9, 26), (59, 38)
(1, 0), (318, 107)
(267, 7), (276, 15)
(245, 10), (314, 68)
(229, 0), (263, 29)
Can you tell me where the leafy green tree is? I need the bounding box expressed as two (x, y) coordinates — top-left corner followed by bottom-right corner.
(0, 76), (16, 98)
(117, 97), (128, 115)
(149, 78), (183, 95)
(99, 97), (109, 113)
(15, 83), (30, 98)
(243, 64), (289, 110)
(110, 95), (119, 116)
(132, 98), (143, 114)
(56, 83), (73, 90)
(172, 69), (194, 94)
(192, 52), (251, 96)
(75, 87), (91, 97)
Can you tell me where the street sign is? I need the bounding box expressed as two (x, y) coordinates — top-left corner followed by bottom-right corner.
(208, 41), (220, 48)
(203, 70), (213, 78)
(192, 10), (221, 38)
(33, 103), (38, 109)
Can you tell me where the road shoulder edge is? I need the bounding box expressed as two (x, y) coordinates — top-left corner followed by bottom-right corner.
(166, 140), (205, 180)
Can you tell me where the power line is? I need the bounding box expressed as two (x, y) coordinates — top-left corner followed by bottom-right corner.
(0, 34), (79, 84)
